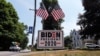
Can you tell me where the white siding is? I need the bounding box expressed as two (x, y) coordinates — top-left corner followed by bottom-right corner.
(70, 30), (83, 49)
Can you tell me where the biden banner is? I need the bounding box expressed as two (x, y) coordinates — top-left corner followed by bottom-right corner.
(37, 30), (64, 49)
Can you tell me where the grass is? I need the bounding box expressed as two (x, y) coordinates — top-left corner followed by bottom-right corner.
(21, 50), (100, 56)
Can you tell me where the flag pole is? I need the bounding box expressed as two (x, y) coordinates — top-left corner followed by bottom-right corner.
(31, 0), (37, 51)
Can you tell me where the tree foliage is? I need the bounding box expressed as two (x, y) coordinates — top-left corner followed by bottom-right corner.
(0, 0), (28, 50)
(77, 0), (100, 40)
(42, 0), (64, 30)
(64, 36), (72, 49)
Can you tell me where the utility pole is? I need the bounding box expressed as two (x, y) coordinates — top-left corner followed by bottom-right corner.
(31, 0), (37, 51)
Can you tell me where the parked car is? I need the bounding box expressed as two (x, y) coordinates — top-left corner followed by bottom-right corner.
(85, 43), (100, 48)
(9, 45), (21, 51)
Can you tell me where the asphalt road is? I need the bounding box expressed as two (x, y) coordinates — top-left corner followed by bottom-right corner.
(0, 49), (31, 56)
(0, 51), (19, 56)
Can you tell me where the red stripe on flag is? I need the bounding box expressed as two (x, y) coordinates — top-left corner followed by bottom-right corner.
(51, 4), (65, 21)
(36, 2), (49, 20)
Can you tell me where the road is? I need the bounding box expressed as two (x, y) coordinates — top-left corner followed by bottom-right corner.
(0, 51), (19, 56)
(0, 49), (31, 56)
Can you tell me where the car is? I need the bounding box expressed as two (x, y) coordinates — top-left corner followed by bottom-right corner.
(9, 45), (21, 51)
(85, 43), (100, 48)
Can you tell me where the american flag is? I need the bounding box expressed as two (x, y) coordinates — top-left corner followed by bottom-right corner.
(36, 2), (49, 20)
(51, 4), (65, 21)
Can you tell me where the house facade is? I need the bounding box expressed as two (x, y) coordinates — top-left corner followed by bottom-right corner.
(70, 30), (83, 49)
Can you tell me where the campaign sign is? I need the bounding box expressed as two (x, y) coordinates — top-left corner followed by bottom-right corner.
(37, 30), (64, 49)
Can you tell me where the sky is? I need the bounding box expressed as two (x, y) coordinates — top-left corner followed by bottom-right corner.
(7, 0), (84, 45)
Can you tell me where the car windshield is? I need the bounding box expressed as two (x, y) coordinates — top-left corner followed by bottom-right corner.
(86, 43), (94, 45)
(87, 44), (93, 45)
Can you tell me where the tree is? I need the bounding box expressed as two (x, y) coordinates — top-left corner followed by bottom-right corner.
(77, 0), (100, 41)
(0, 0), (28, 50)
(42, 0), (64, 30)
(64, 36), (72, 49)
(34, 0), (64, 50)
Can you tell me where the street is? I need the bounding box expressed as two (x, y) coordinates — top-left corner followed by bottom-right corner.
(0, 51), (19, 56)
(0, 49), (31, 56)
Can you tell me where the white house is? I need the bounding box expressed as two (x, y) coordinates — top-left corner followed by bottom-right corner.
(70, 29), (83, 49)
